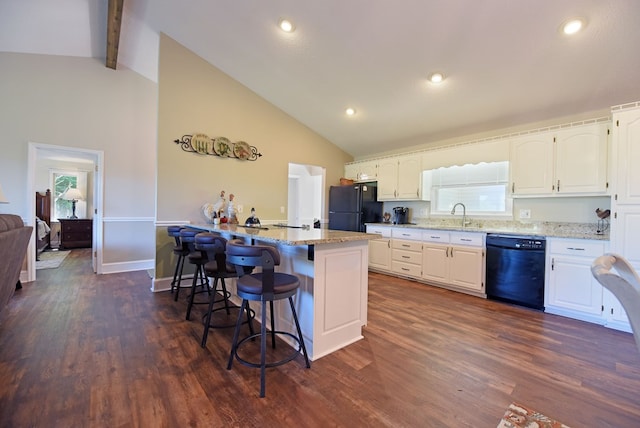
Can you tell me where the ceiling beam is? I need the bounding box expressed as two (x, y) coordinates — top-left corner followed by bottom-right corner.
(106, 0), (124, 70)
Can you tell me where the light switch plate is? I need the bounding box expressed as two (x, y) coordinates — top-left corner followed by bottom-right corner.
(519, 209), (531, 219)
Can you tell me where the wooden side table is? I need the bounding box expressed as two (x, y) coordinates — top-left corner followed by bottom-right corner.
(59, 219), (93, 249)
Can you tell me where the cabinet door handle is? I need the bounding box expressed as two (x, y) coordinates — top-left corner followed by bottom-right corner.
(512, 182), (515, 193)
(557, 180), (560, 192)
(446, 247), (449, 257)
(450, 247), (454, 257)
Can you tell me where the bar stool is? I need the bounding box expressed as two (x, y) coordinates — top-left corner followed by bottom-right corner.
(180, 229), (210, 318)
(225, 238), (310, 398)
(167, 226), (190, 297)
(195, 233), (255, 347)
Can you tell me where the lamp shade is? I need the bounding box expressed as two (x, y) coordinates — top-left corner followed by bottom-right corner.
(63, 187), (83, 201)
(0, 183), (8, 203)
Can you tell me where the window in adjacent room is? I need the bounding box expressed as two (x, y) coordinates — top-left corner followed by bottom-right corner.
(50, 170), (88, 220)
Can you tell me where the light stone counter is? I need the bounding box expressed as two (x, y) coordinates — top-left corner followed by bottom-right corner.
(189, 222), (381, 245)
(366, 220), (609, 241)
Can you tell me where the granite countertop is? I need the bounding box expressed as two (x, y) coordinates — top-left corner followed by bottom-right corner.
(190, 222), (380, 246)
(366, 220), (610, 241)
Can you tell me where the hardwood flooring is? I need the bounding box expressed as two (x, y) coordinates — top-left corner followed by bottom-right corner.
(1, 248), (640, 427)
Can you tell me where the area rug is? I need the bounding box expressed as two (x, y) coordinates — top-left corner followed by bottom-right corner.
(498, 402), (570, 428)
(36, 250), (70, 270)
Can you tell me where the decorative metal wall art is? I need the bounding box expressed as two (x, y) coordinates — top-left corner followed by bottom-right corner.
(174, 133), (262, 161)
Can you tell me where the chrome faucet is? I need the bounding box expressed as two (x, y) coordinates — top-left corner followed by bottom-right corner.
(451, 203), (470, 227)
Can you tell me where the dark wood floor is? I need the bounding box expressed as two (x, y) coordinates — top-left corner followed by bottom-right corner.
(1, 249), (640, 427)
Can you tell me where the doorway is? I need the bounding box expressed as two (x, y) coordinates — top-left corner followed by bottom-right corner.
(287, 163), (325, 227)
(27, 142), (104, 281)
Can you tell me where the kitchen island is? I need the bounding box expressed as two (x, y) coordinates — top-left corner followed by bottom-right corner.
(189, 223), (380, 360)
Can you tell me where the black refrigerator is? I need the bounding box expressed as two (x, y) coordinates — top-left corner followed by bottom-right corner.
(328, 182), (383, 232)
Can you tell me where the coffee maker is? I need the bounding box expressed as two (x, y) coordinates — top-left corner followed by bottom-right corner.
(393, 207), (409, 224)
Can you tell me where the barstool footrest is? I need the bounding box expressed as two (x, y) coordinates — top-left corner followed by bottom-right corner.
(233, 330), (305, 369)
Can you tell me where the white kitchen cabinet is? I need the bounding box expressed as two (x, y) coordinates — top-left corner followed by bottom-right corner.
(510, 122), (610, 196)
(422, 230), (485, 294)
(392, 239), (422, 278)
(555, 122), (609, 194)
(344, 160), (378, 182)
(612, 106), (640, 204)
(545, 238), (606, 325)
(367, 225), (391, 272)
(377, 155), (422, 201)
(510, 131), (555, 195)
(603, 288), (632, 333)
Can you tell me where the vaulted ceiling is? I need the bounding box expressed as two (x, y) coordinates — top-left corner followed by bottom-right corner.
(1, 0), (639, 157)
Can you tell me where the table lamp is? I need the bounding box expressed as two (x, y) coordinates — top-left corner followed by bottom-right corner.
(63, 188), (83, 219)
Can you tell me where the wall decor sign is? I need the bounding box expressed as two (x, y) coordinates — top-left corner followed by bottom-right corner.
(174, 133), (262, 161)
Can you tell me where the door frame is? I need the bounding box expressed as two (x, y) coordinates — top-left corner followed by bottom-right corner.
(26, 142), (104, 281)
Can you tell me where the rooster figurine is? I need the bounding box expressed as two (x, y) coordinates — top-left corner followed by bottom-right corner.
(595, 208), (611, 219)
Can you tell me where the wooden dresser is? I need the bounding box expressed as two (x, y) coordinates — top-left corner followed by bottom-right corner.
(59, 219), (93, 249)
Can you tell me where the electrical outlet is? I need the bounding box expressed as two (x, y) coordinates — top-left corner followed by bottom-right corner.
(519, 209), (531, 219)
(280, 206), (285, 214)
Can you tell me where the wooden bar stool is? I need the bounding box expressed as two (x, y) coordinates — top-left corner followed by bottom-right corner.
(195, 233), (255, 347)
(225, 239), (310, 398)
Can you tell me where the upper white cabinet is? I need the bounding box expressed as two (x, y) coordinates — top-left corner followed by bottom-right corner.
(378, 154), (422, 201)
(612, 107), (640, 204)
(510, 122), (610, 196)
(510, 131), (555, 195)
(344, 160), (378, 182)
(555, 123), (609, 194)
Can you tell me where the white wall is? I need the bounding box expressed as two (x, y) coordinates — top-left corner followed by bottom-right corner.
(0, 52), (158, 270)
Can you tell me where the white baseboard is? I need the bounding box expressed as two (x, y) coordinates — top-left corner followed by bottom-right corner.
(101, 259), (155, 274)
(152, 276), (173, 293)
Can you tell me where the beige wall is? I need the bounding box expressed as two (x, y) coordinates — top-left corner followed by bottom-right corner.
(157, 34), (352, 223)
(155, 34), (353, 279)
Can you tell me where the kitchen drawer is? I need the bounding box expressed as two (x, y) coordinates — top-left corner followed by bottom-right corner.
(392, 228), (422, 241)
(548, 238), (605, 258)
(392, 239), (422, 251)
(450, 232), (484, 247)
(392, 248), (422, 264)
(367, 225), (391, 238)
(422, 230), (450, 243)
(392, 260), (422, 277)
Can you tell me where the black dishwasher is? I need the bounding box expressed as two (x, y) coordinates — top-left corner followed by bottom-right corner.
(485, 234), (546, 310)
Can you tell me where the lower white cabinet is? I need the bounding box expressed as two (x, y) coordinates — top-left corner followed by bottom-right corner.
(422, 230), (485, 294)
(545, 238), (629, 331)
(392, 239), (422, 277)
(367, 225), (391, 271)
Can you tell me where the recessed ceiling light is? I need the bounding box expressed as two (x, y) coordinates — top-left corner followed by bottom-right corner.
(562, 18), (585, 35)
(345, 108), (356, 116)
(429, 72), (444, 84)
(279, 19), (295, 33)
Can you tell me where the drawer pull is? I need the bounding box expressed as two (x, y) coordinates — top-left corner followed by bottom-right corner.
(401, 267), (410, 271)
(567, 247), (585, 251)
(402, 255), (410, 259)
(402, 244), (410, 248)
(430, 236), (441, 239)
(460, 238), (472, 242)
